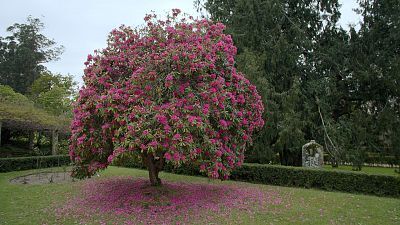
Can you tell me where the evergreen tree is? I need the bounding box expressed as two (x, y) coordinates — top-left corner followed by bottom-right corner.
(200, 0), (342, 166)
(0, 17), (64, 94)
(346, 0), (400, 168)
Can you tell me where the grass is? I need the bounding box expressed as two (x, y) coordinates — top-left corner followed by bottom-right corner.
(323, 165), (399, 176)
(0, 166), (399, 225)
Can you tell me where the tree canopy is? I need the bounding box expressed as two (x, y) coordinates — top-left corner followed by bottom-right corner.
(0, 85), (69, 131)
(69, 10), (264, 185)
(198, 0), (400, 168)
(30, 71), (77, 116)
(0, 17), (64, 94)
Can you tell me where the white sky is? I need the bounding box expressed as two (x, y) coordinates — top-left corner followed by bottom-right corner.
(0, 0), (361, 85)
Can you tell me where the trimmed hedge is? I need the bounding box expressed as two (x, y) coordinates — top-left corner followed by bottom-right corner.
(115, 159), (400, 198)
(230, 164), (400, 198)
(0, 155), (71, 172)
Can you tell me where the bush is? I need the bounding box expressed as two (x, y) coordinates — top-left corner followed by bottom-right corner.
(69, 11), (264, 184)
(230, 164), (400, 197)
(116, 160), (400, 197)
(0, 155), (71, 172)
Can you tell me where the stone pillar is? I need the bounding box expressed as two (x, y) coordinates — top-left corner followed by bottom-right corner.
(302, 140), (324, 168)
(52, 129), (59, 155)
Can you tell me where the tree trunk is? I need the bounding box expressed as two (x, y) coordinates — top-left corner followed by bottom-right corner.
(142, 153), (164, 186)
(330, 157), (339, 168)
(51, 129), (59, 155)
(280, 148), (288, 166)
(280, 147), (301, 166)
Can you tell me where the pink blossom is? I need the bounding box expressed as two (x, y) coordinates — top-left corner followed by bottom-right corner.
(101, 123), (111, 130)
(164, 152), (172, 160)
(69, 10), (265, 180)
(156, 114), (168, 125)
(173, 152), (180, 161)
(200, 164), (206, 171)
(188, 115), (196, 124)
(173, 133), (181, 140)
(165, 74), (173, 81)
(219, 119), (229, 128)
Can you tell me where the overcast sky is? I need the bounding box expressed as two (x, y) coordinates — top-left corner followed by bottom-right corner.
(0, 0), (361, 85)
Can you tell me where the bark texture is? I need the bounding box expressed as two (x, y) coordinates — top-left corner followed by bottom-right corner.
(142, 153), (164, 186)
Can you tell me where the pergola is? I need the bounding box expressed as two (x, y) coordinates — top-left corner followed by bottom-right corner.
(0, 119), (69, 155)
(0, 85), (71, 155)
(0, 99), (70, 155)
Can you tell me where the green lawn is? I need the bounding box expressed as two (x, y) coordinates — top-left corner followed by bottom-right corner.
(0, 166), (399, 225)
(323, 165), (399, 176)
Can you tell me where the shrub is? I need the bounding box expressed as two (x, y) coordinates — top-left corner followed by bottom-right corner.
(115, 160), (400, 197)
(0, 155), (70, 172)
(70, 9), (265, 186)
(230, 164), (400, 197)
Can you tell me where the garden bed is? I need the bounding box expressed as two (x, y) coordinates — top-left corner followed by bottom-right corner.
(9, 171), (73, 184)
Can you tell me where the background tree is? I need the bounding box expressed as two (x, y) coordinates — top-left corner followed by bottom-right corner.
(0, 17), (64, 94)
(30, 71), (77, 116)
(198, 0), (342, 166)
(345, 0), (400, 168)
(198, 0), (400, 171)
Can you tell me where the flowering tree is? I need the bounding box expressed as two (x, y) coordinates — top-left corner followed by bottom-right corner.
(70, 10), (265, 186)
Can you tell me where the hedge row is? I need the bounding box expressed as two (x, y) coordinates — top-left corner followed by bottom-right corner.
(0, 155), (71, 172)
(2, 155), (398, 197)
(230, 164), (400, 198)
(115, 159), (400, 198)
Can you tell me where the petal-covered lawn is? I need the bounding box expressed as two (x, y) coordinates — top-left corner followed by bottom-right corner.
(53, 177), (284, 224)
(1, 166), (399, 225)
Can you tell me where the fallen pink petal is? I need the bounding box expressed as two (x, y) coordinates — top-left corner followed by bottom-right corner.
(53, 177), (285, 224)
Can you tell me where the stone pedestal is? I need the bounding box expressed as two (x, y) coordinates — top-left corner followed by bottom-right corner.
(302, 140), (324, 168)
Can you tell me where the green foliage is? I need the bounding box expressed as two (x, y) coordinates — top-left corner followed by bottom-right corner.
(1, 167), (399, 225)
(0, 84), (31, 104)
(115, 155), (400, 197)
(0, 85), (69, 130)
(200, 0), (400, 168)
(29, 71), (77, 116)
(35, 86), (73, 116)
(200, 0), (342, 165)
(0, 17), (64, 94)
(347, 0), (400, 168)
(231, 164), (400, 197)
(0, 145), (34, 157)
(29, 71), (76, 97)
(0, 155), (70, 172)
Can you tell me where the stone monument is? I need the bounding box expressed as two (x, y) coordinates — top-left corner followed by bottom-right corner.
(302, 140), (324, 168)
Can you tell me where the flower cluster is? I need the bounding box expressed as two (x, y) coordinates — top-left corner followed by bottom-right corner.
(69, 10), (265, 179)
